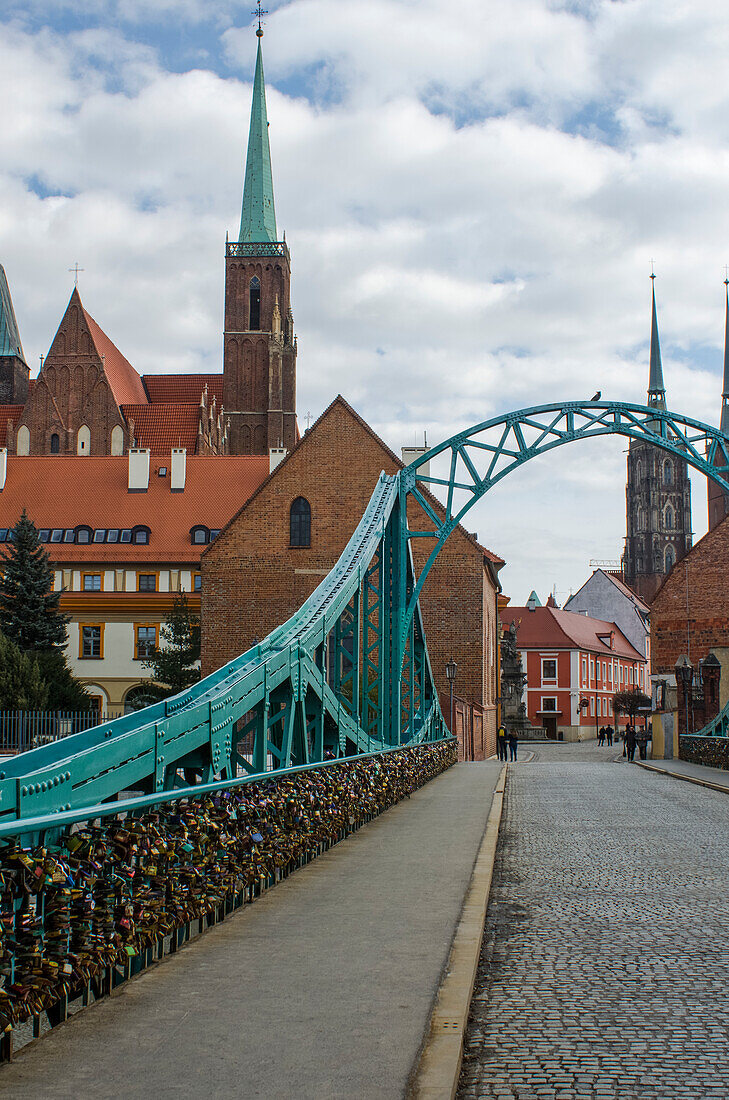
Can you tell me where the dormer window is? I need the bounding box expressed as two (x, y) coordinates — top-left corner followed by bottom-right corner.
(132, 526), (150, 545)
(191, 525), (209, 545)
(75, 526), (92, 544)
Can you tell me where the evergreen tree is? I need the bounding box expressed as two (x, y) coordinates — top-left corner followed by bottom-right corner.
(35, 648), (92, 712)
(142, 593), (201, 701)
(0, 634), (49, 710)
(0, 511), (68, 649)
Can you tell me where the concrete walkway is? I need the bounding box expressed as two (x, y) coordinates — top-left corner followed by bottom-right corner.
(639, 754), (729, 791)
(1, 762), (501, 1100)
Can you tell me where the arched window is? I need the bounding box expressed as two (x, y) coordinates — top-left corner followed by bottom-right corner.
(132, 526), (150, 545)
(16, 425), (30, 456)
(75, 526), (92, 544)
(665, 545), (675, 572)
(290, 497), (311, 547)
(249, 276), (261, 330)
(110, 425), (124, 456)
(665, 505), (674, 530)
(124, 685), (151, 714)
(663, 460), (673, 486)
(77, 425), (90, 455)
(50, 433), (60, 454)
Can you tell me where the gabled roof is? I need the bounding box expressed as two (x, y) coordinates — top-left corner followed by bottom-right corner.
(566, 568), (650, 616)
(205, 394), (505, 568)
(81, 300), (148, 406)
(121, 404), (200, 453)
(0, 455), (269, 563)
(0, 265), (25, 363)
(143, 374), (224, 405)
(501, 605), (644, 661)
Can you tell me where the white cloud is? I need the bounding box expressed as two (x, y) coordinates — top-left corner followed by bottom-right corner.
(1, 0), (728, 604)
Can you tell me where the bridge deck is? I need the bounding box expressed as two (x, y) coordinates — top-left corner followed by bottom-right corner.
(1, 761), (501, 1100)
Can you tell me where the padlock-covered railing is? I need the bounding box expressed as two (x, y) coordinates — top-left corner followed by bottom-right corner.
(0, 740), (456, 1049)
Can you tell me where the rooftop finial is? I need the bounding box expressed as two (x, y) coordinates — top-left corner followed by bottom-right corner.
(650, 258), (656, 283)
(253, 2), (267, 36)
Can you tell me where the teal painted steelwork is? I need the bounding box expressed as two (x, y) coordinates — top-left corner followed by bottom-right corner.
(692, 697), (729, 738)
(4, 399), (729, 834)
(397, 401), (729, 663)
(0, 473), (446, 833)
(239, 38), (277, 243)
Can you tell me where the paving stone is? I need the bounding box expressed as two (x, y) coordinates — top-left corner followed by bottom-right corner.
(457, 741), (729, 1098)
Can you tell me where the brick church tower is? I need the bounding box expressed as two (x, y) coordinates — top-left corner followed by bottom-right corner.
(222, 27), (297, 456)
(622, 276), (692, 603)
(707, 280), (729, 531)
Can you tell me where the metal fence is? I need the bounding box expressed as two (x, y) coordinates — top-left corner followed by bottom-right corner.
(0, 710), (122, 755)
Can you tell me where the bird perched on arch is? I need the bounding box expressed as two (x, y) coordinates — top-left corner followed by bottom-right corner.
(591, 390), (601, 401)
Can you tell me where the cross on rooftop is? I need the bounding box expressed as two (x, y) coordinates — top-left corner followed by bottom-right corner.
(68, 263), (84, 287)
(649, 259), (656, 281)
(252, 2), (267, 34)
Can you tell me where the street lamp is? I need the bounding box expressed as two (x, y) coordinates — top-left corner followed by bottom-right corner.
(445, 659), (458, 733)
(675, 655), (693, 736)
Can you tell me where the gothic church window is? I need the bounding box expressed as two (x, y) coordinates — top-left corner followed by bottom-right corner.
(17, 425), (29, 455)
(665, 545), (675, 572)
(249, 277), (261, 330)
(111, 425), (124, 456)
(290, 497), (311, 547)
(663, 460), (673, 486)
(665, 505), (674, 530)
(50, 433), (60, 454)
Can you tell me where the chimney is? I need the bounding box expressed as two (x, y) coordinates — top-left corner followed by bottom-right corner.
(269, 446), (287, 474)
(401, 432), (430, 478)
(171, 447), (187, 492)
(0, 449), (6, 491)
(128, 448), (150, 492)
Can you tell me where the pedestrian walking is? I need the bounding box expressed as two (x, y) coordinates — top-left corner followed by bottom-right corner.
(626, 724), (637, 762)
(636, 727), (649, 760)
(508, 729), (519, 761)
(597, 726), (605, 746)
(606, 725), (613, 746)
(497, 724), (508, 762)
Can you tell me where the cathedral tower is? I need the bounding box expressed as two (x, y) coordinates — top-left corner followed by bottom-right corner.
(707, 279), (729, 531)
(622, 276), (692, 602)
(222, 27), (297, 456)
(0, 265), (29, 405)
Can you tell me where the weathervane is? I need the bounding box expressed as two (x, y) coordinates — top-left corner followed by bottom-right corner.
(253, 2), (267, 36)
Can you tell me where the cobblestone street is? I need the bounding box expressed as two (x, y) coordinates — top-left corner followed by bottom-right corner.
(458, 741), (729, 1099)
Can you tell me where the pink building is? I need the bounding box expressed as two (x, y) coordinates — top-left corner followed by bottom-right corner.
(501, 602), (648, 741)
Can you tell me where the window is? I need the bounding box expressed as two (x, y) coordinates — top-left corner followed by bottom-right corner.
(541, 698), (557, 711)
(76, 527), (92, 544)
(665, 545), (675, 572)
(629, 667), (634, 685)
(50, 433), (60, 454)
(80, 624), (103, 659)
(106, 529), (120, 543)
(210, 529), (220, 541)
(602, 661), (606, 681)
(134, 624), (158, 660)
(290, 497), (311, 547)
(590, 697), (595, 716)
(589, 658), (595, 681)
(120, 529), (132, 543)
(0, 530), (7, 543)
(664, 460), (674, 486)
(38, 529), (50, 543)
(63, 529), (75, 543)
(193, 573), (202, 592)
(541, 658), (557, 681)
(51, 529), (63, 543)
(132, 526), (150, 545)
(665, 505), (674, 530)
(191, 526), (209, 545)
(83, 573), (102, 592)
(137, 573), (157, 592)
(93, 529), (106, 543)
(124, 685), (150, 714)
(157, 466), (167, 477)
(249, 276), (261, 330)
(581, 657), (587, 684)
(608, 699), (613, 716)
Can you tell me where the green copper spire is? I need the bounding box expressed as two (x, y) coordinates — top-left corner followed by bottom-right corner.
(239, 33), (278, 244)
(0, 265), (26, 363)
(648, 273), (666, 409)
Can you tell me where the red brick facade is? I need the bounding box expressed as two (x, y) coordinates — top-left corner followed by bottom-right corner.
(201, 397), (501, 760)
(652, 513), (729, 673)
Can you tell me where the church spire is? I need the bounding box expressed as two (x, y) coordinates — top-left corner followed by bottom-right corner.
(648, 272), (666, 409)
(239, 25), (278, 244)
(0, 264), (26, 364)
(721, 276), (729, 434)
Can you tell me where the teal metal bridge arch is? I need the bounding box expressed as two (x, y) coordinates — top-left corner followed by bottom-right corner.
(1, 400), (728, 836)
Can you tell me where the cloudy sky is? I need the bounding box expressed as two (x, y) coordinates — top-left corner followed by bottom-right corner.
(1, 0), (728, 604)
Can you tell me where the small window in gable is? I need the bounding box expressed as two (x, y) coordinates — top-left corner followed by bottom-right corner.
(290, 497), (311, 547)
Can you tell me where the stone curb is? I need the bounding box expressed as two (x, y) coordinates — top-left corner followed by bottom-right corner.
(636, 759), (729, 795)
(408, 764), (507, 1100)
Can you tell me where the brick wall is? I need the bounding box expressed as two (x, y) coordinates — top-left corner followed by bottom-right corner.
(201, 397), (500, 747)
(652, 514), (729, 673)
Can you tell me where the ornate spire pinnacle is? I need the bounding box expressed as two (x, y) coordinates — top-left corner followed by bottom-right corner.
(239, 22), (277, 244)
(721, 273), (729, 433)
(648, 270), (666, 410)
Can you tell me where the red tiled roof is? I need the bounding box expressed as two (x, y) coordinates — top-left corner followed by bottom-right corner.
(143, 374), (224, 405)
(82, 308), (148, 406)
(0, 406), (22, 447)
(0, 455), (269, 563)
(501, 606), (644, 661)
(121, 404), (200, 453)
